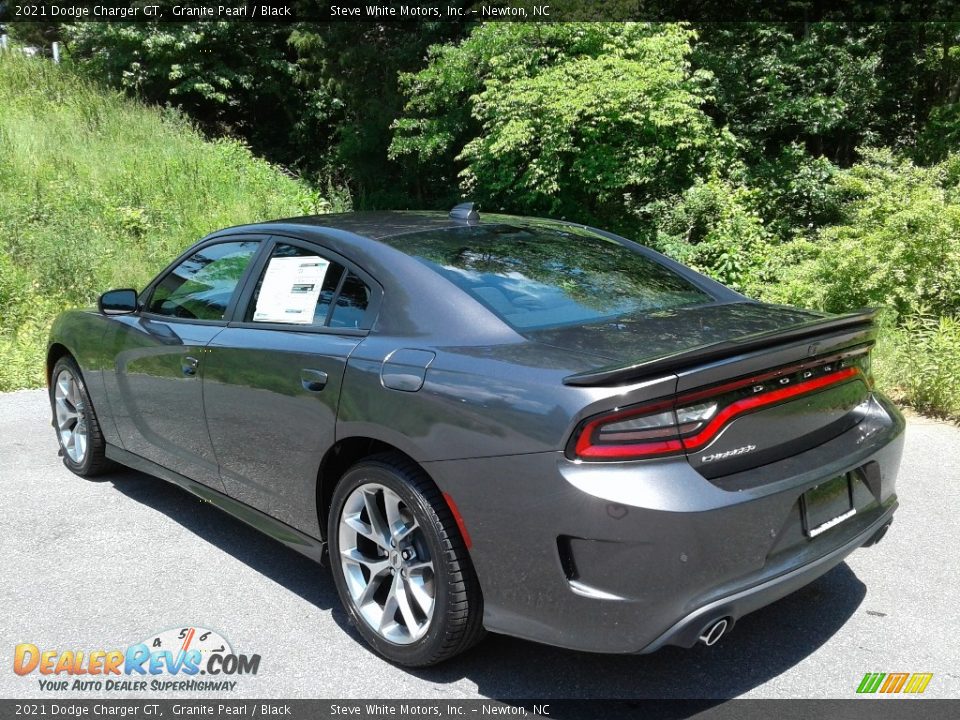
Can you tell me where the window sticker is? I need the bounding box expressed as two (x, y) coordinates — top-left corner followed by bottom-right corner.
(253, 255), (330, 324)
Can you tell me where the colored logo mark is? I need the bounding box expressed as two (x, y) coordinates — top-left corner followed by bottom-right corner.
(857, 672), (933, 694)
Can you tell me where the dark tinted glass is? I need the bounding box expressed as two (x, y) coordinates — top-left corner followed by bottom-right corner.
(147, 241), (259, 321)
(245, 243), (345, 325)
(329, 273), (371, 329)
(385, 224), (711, 330)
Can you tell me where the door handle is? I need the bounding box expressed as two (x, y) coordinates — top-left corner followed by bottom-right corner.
(300, 369), (328, 392)
(181, 356), (199, 377)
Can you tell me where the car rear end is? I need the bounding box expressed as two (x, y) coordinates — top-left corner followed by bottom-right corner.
(379, 217), (905, 653)
(550, 311), (903, 652)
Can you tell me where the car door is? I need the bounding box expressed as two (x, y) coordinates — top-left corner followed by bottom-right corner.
(201, 237), (379, 536)
(102, 237), (265, 488)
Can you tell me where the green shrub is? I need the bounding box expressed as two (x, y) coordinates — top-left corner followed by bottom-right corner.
(649, 175), (772, 292)
(874, 314), (960, 419)
(0, 53), (345, 391)
(764, 148), (960, 318)
(746, 143), (841, 242)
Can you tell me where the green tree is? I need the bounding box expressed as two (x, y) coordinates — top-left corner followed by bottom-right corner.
(390, 23), (719, 232)
(692, 23), (885, 166)
(288, 22), (465, 206)
(693, 23), (960, 165)
(66, 20), (302, 166)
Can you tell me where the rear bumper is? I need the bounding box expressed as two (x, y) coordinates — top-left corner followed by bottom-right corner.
(641, 504), (896, 652)
(425, 392), (905, 654)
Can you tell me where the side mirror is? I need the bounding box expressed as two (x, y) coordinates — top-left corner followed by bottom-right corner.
(99, 289), (138, 315)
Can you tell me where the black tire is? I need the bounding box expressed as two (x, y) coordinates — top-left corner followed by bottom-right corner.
(328, 453), (485, 666)
(49, 356), (113, 477)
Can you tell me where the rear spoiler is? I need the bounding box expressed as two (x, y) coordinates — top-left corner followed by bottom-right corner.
(563, 308), (879, 387)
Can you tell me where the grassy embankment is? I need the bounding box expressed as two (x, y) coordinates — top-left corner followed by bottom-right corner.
(0, 52), (338, 390)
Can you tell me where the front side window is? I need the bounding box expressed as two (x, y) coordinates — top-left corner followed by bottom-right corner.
(147, 241), (260, 321)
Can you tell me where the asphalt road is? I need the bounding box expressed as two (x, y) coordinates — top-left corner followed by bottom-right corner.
(1, 389), (958, 700)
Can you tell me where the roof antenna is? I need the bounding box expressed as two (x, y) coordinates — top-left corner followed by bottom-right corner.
(449, 202), (480, 223)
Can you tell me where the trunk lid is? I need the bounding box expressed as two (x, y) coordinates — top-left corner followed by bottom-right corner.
(528, 301), (829, 370)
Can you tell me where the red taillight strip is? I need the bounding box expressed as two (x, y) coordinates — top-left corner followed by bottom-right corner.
(574, 399), (677, 459)
(572, 364), (865, 461)
(679, 366), (860, 451)
(578, 437), (684, 459)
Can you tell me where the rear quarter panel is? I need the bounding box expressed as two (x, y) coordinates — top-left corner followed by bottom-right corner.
(335, 335), (678, 462)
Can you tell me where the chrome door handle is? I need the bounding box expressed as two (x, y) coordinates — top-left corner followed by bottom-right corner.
(301, 369), (328, 392)
(181, 356), (199, 377)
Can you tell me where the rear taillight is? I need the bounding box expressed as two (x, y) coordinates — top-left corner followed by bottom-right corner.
(569, 348), (871, 461)
(573, 399), (684, 459)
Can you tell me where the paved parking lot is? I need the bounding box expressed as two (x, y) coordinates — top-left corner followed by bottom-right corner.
(1, 388), (957, 699)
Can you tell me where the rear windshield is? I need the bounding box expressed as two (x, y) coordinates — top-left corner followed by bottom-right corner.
(385, 224), (712, 330)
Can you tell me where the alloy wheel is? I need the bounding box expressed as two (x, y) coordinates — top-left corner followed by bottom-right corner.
(337, 483), (436, 645)
(54, 368), (88, 464)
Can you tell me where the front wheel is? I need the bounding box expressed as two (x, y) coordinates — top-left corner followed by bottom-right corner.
(50, 356), (112, 477)
(328, 454), (484, 666)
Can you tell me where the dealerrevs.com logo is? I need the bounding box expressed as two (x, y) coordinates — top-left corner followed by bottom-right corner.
(13, 627), (261, 693)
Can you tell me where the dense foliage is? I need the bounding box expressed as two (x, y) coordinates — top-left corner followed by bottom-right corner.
(66, 21), (303, 167)
(768, 149), (960, 320)
(287, 22), (463, 205)
(4, 21), (960, 416)
(391, 24), (717, 228)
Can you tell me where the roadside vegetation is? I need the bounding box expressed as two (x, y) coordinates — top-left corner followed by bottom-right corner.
(2, 21), (960, 418)
(0, 52), (342, 390)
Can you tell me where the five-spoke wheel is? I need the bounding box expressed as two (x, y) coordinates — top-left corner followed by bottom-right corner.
(338, 483), (436, 644)
(49, 356), (111, 476)
(329, 454), (484, 665)
(53, 367), (88, 465)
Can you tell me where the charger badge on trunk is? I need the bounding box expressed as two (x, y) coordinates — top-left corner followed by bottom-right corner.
(701, 444), (757, 464)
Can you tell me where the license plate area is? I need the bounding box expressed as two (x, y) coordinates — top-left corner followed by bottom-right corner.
(801, 473), (855, 538)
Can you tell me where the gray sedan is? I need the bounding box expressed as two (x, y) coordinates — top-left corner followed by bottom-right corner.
(46, 205), (904, 666)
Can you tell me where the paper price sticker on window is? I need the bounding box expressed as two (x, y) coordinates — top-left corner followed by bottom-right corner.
(253, 255), (330, 324)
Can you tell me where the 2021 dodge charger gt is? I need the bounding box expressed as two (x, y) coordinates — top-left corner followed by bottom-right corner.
(47, 204), (904, 666)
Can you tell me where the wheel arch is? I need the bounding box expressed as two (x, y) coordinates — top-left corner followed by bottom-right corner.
(46, 342), (74, 386)
(317, 436), (423, 539)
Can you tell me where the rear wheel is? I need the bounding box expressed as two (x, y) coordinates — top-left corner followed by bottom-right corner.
(50, 356), (112, 477)
(328, 454), (484, 666)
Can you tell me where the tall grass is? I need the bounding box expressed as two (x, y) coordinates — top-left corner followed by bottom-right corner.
(874, 314), (960, 420)
(0, 53), (343, 390)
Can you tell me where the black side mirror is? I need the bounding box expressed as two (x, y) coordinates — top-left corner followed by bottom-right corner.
(99, 289), (138, 315)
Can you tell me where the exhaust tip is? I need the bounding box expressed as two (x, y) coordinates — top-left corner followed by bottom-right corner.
(864, 519), (893, 547)
(698, 618), (729, 647)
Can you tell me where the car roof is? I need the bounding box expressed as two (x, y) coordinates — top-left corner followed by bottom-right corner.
(202, 209), (739, 346)
(264, 211), (477, 240)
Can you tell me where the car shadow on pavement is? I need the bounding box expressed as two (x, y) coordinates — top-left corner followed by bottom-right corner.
(413, 563), (867, 701)
(107, 468), (343, 614)
(108, 466), (867, 701)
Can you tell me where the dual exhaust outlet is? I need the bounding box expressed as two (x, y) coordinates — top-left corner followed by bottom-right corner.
(698, 617), (730, 647)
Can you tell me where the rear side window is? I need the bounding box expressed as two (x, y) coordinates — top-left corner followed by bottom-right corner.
(329, 272), (371, 329)
(384, 224), (711, 330)
(147, 241), (259, 321)
(243, 242), (373, 329)
(245, 243), (345, 325)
